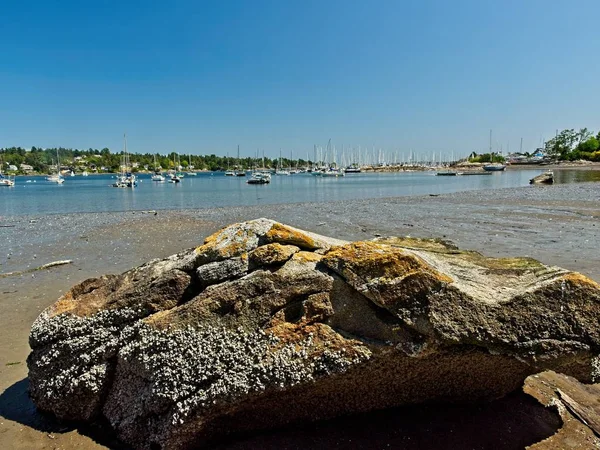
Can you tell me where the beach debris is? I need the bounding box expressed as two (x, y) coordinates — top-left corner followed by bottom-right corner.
(27, 219), (600, 449)
(0, 260), (73, 278)
(37, 260), (72, 270)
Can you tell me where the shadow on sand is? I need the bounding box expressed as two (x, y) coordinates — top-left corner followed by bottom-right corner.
(0, 377), (127, 449)
(213, 391), (562, 450)
(1, 378), (561, 450)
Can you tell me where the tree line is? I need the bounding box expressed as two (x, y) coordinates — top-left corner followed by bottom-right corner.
(0, 146), (311, 174)
(544, 128), (600, 161)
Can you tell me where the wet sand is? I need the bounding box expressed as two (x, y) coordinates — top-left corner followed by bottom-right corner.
(1, 182), (599, 449)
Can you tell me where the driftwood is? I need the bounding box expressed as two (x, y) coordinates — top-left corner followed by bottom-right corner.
(0, 260), (73, 278)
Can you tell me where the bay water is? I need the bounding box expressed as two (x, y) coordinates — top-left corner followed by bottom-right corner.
(1, 169), (598, 216)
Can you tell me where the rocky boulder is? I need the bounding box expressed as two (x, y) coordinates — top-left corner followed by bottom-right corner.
(27, 219), (600, 449)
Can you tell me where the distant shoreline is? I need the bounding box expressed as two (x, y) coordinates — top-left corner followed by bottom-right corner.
(6, 161), (600, 176)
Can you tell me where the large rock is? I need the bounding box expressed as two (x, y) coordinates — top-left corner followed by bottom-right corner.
(27, 219), (600, 449)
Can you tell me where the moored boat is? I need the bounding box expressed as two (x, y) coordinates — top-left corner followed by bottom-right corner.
(112, 134), (137, 188)
(482, 163), (506, 172)
(344, 164), (361, 173)
(0, 173), (15, 187)
(459, 171), (492, 176)
(47, 149), (65, 184)
(482, 130), (506, 171)
(247, 172), (271, 184)
(151, 155), (165, 181)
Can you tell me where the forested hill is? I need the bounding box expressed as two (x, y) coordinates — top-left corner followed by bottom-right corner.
(0, 146), (306, 173)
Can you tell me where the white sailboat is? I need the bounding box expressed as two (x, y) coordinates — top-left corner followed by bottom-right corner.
(315, 140), (344, 177)
(151, 154), (165, 181)
(112, 134), (137, 188)
(0, 160), (15, 187)
(275, 150), (290, 175)
(46, 149), (65, 184)
(186, 154), (197, 176)
(224, 152), (235, 176)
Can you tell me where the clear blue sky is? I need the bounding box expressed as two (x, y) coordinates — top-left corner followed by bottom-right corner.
(2, 0), (599, 159)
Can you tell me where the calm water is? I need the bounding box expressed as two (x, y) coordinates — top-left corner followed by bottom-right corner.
(1, 169), (597, 216)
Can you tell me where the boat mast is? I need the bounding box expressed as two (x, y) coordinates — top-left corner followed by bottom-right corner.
(520, 137), (523, 153)
(489, 129), (493, 163)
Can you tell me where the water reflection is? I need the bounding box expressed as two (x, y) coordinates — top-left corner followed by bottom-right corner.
(553, 168), (600, 184)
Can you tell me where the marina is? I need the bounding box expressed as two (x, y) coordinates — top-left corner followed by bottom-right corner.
(1, 168), (598, 216)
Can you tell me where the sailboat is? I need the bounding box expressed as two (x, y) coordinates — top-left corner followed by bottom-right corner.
(186, 154), (197, 176)
(316, 140), (344, 177)
(0, 159), (15, 187)
(46, 149), (65, 184)
(112, 134), (137, 187)
(169, 153), (181, 183)
(275, 149), (289, 175)
(235, 145), (246, 176)
(224, 152), (235, 176)
(483, 130), (506, 172)
(151, 154), (165, 181)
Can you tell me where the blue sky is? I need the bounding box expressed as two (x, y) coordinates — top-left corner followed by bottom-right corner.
(2, 0), (599, 158)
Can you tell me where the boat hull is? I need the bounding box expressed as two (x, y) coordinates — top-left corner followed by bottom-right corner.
(482, 165), (506, 172)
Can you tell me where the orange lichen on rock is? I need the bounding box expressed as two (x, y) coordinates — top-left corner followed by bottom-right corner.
(196, 235), (248, 261)
(195, 220), (273, 262)
(291, 251), (323, 264)
(48, 275), (121, 318)
(266, 321), (368, 360)
(249, 243), (299, 267)
(265, 223), (319, 250)
(323, 241), (453, 284)
(561, 272), (600, 289)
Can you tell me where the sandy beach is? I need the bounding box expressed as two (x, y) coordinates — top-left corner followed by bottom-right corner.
(1, 182), (599, 449)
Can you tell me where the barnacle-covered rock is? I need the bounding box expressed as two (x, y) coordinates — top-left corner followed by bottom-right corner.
(27, 219), (600, 449)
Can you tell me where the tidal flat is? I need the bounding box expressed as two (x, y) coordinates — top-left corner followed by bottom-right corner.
(1, 182), (599, 449)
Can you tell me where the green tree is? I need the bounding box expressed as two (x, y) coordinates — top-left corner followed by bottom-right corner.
(545, 129), (578, 159)
(577, 128), (592, 146)
(579, 137), (599, 153)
